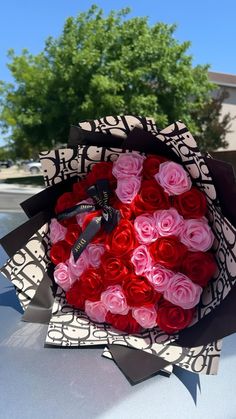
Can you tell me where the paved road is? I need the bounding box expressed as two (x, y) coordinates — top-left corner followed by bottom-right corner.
(0, 192), (35, 212)
(0, 184), (43, 212)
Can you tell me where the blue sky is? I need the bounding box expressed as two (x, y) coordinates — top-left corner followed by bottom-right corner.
(0, 0), (236, 84)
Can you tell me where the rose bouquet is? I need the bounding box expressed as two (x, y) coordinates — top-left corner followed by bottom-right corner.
(1, 115), (236, 385)
(50, 152), (216, 336)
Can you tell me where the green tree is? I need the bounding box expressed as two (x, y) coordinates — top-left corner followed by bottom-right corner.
(0, 145), (12, 161)
(193, 89), (232, 151)
(0, 5), (231, 157)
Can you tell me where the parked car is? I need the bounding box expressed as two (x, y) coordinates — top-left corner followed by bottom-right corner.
(0, 159), (13, 168)
(24, 161), (42, 174)
(18, 159), (34, 169)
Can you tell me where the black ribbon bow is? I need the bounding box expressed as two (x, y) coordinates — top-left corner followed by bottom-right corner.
(56, 179), (120, 261)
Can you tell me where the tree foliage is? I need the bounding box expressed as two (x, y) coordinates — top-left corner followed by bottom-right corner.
(0, 145), (12, 161)
(193, 89), (232, 150)
(0, 5), (231, 157)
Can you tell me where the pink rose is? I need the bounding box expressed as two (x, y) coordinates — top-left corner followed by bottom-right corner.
(85, 300), (108, 323)
(134, 213), (158, 244)
(112, 152), (145, 179)
(87, 244), (105, 268)
(101, 285), (129, 315)
(155, 161), (192, 195)
(146, 264), (174, 292)
(154, 208), (184, 237)
(68, 250), (89, 280)
(180, 218), (214, 251)
(164, 272), (202, 309)
(115, 176), (141, 204)
(50, 218), (66, 243)
(132, 305), (157, 329)
(54, 262), (75, 291)
(131, 245), (153, 275)
(76, 198), (94, 227)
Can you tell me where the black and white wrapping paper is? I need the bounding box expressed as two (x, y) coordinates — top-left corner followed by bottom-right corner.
(1, 115), (236, 384)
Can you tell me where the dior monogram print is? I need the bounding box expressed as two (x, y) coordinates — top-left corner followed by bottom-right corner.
(107, 337), (222, 375)
(40, 148), (78, 187)
(78, 115), (157, 137)
(46, 287), (221, 375)
(1, 224), (50, 311)
(46, 287), (172, 347)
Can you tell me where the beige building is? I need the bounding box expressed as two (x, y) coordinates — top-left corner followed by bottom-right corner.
(209, 71), (236, 151)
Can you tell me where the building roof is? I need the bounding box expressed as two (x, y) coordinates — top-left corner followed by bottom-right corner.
(208, 71), (236, 87)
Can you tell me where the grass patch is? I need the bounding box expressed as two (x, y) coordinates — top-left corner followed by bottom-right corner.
(2, 176), (44, 186)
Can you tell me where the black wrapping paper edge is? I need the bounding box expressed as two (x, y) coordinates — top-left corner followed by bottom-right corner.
(22, 265), (56, 324)
(175, 283), (236, 346)
(205, 156), (236, 227)
(21, 176), (77, 218)
(122, 127), (182, 163)
(69, 125), (124, 148)
(107, 344), (172, 385)
(68, 116), (152, 147)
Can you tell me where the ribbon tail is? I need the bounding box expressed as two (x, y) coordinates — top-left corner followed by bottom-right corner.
(95, 179), (110, 206)
(72, 216), (102, 261)
(57, 204), (95, 221)
(103, 209), (121, 233)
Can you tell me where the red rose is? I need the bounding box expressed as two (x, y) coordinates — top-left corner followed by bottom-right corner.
(81, 210), (106, 243)
(85, 171), (96, 187)
(149, 236), (187, 270)
(50, 240), (71, 265)
(112, 198), (134, 220)
(173, 187), (207, 219)
(55, 192), (76, 214)
(65, 224), (82, 246)
(133, 179), (170, 215)
(101, 252), (131, 286)
(156, 300), (194, 334)
(181, 251), (217, 287)
(106, 311), (141, 333)
(80, 268), (104, 300)
(91, 229), (108, 244)
(55, 192), (77, 226)
(66, 281), (86, 310)
(106, 219), (137, 256)
(123, 274), (159, 306)
(85, 162), (116, 188)
(72, 178), (89, 202)
(143, 155), (168, 179)
(90, 161), (116, 188)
